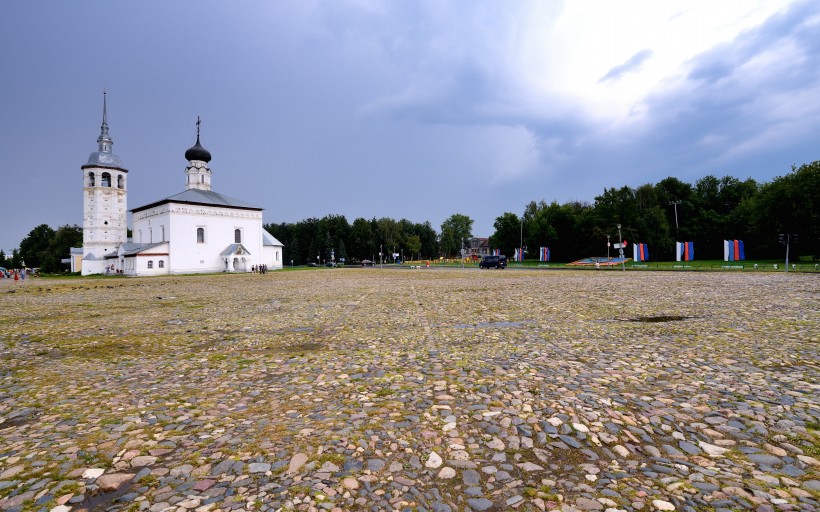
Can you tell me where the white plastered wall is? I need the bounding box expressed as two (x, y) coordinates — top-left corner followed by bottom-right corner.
(133, 203), (264, 274)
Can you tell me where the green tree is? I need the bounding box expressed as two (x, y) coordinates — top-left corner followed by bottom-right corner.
(376, 218), (401, 261)
(489, 212), (521, 257)
(41, 225), (83, 273)
(19, 224), (55, 268)
(440, 214), (473, 257)
(655, 176), (695, 240)
(405, 234), (422, 260)
(750, 161), (819, 259)
(414, 221), (439, 259)
(350, 217), (375, 260)
(0, 249), (8, 268)
(336, 238), (347, 263)
(10, 249), (22, 268)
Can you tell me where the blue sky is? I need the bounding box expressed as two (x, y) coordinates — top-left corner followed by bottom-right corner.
(1, 1), (819, 254)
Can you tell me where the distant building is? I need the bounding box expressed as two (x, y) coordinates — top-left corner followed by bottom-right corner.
(62, 247), (83, 273)
(79, 94), (283, 275)
(467, 237), (491, 258)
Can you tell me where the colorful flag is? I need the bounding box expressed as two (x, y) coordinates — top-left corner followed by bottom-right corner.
(633, 243), (649, 262)
(539, 247), (550, 261)
(677, 241), (694, 261)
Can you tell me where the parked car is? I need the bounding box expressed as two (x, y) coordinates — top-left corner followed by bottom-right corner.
(307, 262), (319, 267)
(479, 255), (507, 269)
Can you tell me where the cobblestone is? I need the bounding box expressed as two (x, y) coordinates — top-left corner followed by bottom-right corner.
(0, 270), (817, 511)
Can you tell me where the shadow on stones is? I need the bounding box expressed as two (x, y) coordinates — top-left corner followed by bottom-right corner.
(80, 480), (137, 511)
(622, 315), (696, 323)
(0, 407), (41, 430)
(451, 321), (532, 329)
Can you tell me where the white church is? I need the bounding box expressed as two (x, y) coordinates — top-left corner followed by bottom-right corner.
(79, 94), (283, 276)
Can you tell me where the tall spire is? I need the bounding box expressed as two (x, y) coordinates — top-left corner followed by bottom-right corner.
(96, 90), (113, 153)
(85, 90), (123, 167)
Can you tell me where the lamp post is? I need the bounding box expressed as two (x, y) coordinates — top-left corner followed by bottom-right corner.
(520, 214), (524, 265)
(607, 234), (610, 258)
(669, 201), (681, 239)
(617, 223), (625, 271)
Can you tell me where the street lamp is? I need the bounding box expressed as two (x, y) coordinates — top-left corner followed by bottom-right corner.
(607, 234), (610, 258)
(669, 201), (681, 239)
(617, 224), (625, 271)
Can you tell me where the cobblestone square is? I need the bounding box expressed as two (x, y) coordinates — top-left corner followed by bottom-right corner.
(1, 270), (817, 512)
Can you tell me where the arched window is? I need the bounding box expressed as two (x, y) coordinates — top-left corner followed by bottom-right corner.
(88, 172), (95, 187)
(161, 226), (165, 242)
(158, 260), (164, 268)
(197, 227), (205, 243)
(276, 251), (279, 261)
(234, 229), (241, 243)
(147, 260), (154, 269)
(101, 172), (111, 187)
(117, 175), (124, 189)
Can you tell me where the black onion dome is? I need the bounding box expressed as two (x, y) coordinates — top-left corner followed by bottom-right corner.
(185, 135), (212, 163)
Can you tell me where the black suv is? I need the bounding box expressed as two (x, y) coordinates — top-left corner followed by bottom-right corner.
(479, 255), (507, 269)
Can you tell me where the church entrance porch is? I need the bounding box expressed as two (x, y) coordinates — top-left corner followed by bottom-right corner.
(221, 244), (251, 272)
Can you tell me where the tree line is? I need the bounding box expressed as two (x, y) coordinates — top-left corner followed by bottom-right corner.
(6, 161), (817, 270)
(489, 161), (817, 262)
(1, 225), (82, 272)
(264, 213), (475, 265)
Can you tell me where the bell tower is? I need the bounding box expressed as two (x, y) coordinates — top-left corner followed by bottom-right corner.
(80, 92), (129, 275)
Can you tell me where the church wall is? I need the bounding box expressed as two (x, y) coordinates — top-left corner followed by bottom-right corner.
(135, 253), (170, 275)
(134, 203), (265, 274)
(263, 245), (284, 270)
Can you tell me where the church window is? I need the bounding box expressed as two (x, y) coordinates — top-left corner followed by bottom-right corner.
(234, 229), (242, 243)
(117, 175), (124, 189)
(149, 228), (153, 243)
(88, 172), (95, 187)
(147, 260), (153, 269)
(161, 226), (165, 242)
(200, 175), (204, 184)
(101, 172), (111, 187)
(276, 251), (279, 261)
(158, 260), (164, 268)
(197, 227), (205, 243)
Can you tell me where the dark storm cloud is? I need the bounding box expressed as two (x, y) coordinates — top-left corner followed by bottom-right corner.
(599, 49), (654, 83)
(635, 0), (820, 180)
(688, 0), (820, 85)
